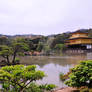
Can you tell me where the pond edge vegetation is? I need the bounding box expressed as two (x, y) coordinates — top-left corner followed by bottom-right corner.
(60, 60), (92, 92)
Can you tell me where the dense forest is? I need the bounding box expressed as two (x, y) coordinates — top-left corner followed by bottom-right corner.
(0, 29), (92, 55)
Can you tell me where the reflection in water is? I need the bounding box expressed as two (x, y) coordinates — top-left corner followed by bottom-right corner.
(0, 53), (92, 88)
(37, 63), (73, 88)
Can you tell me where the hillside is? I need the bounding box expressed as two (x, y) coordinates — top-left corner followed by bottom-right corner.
(0, 28), (92, 54)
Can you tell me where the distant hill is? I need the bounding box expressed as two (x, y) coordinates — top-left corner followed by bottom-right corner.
(0, 28), (92, 39)
(0, 28), (92, 53)
(0, 34), (43, 39)
(71, 29), (92, 37)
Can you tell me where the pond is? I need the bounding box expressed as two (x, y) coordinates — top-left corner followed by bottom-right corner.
(18, 53), (92, 88)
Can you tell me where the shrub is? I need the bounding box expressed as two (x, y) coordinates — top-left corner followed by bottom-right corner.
(0, 65), (56, 92)
(65, 60), (92, 88)
(59, 73), (66, 81)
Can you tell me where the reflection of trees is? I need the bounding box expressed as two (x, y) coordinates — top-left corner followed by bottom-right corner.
(19, 55), (87, 68)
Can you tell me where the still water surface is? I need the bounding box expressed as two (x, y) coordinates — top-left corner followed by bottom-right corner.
(18, 53), (92, 88)
(0, 53), (91, 89)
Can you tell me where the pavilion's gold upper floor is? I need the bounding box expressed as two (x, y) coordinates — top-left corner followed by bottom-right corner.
(66, 31), (92, 45)
(69, 31), (88, 39)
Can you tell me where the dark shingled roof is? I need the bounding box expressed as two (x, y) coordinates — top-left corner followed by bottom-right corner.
(72, 29), (88, 34)
(68, 37), (92, 40)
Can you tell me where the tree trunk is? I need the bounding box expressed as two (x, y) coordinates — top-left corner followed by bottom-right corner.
(12, 52), (16, 64)
(6, 55), (10, 65)
(19, 87), (25, 92)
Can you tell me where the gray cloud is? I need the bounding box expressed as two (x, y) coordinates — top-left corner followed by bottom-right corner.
(0, 0), (92, 35)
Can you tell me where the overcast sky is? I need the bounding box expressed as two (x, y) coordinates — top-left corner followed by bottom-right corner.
(0, 0), (92, 35)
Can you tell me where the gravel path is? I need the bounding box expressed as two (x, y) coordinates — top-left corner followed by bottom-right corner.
(54, 87), (77, 92)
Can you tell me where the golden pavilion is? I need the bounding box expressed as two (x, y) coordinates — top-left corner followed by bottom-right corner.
(66, 30), (92, 50)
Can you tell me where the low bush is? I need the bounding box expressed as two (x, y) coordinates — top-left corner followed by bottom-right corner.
(0, 65), (56, 92)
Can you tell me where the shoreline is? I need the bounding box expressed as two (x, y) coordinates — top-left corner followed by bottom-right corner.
(54, 87), (77, 92)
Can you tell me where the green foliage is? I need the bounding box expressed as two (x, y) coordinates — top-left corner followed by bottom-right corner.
(0, 38), (29, 65)
(44, 84), (56, 91)
(0, 65), (56, 92)
(0, 45), (12, 57)
(26, 83), (41, 92)
(15, 58), (20, 64)
(39, 84), (56, 91)
(54, 44), (65, 52)
(59, 73), (66, 81)
(15, 57), (20, 61)
(80, 88), (89, 92)
(65, 60), (92, 88)
(50, 33), (70, 49)
(12, 39), (29, 52)
(79, 88), (92, 92)
(26, 83), (56, 92)
(0, 36), (10, 45)
(36, 42), (44, 52)
(43, 45), (51, 55)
